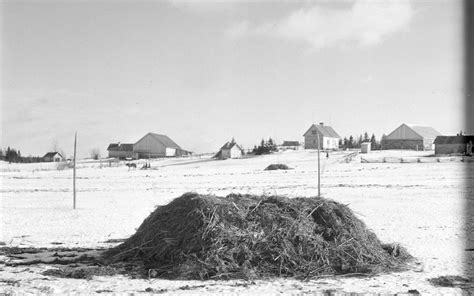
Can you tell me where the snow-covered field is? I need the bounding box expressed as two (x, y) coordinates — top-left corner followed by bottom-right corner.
(1, 149), (472, 294)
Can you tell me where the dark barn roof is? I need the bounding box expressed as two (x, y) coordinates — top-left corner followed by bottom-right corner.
(434, 135), (474, 145)
(282, 141), (300, 146)
(107, 143), (134, 151)
(220, 141), (243, 151)
(43, 152), (63, 158)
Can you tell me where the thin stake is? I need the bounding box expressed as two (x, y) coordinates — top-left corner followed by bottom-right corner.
(73, 132), (77, 209)
(317, 133), (321, 197)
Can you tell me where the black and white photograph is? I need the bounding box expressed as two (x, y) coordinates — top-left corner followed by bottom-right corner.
(1, 0), (473, 294)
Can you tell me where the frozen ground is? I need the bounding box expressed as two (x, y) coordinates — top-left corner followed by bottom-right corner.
(0, 149), (472, 294)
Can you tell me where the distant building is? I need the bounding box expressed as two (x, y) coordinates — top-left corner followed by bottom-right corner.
(107, 133), (191, 159)
(133, 133), (190, 158)
(303, 123), (341, 150)
(434, 135), (474, 155)
(43, 152), (64, 162)
(361, 142), (371, 154)
(282, 141), (300, 148)
(215, 140), (244, 159)
(106, 143), (137, 159)
(381, 124), (441, 151)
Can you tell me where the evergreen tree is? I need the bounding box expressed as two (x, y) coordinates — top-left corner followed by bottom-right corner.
(363, 132), (369, 143)
(370, 134), (377, 150)
(348, 136), (354, 148)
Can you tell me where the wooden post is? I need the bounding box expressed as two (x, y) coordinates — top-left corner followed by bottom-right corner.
(317, 133), (321, 197)
(73, 132), (77, 209)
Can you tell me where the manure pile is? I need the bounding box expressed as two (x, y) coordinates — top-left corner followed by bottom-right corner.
(103, 192), (410, 280)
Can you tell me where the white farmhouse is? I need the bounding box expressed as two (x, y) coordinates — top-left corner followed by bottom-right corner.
(215, 140), (244, 159)
(303, 123), (341, 150)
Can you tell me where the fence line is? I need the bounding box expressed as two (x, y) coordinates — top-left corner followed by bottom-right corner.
(360, 156), (471, 163)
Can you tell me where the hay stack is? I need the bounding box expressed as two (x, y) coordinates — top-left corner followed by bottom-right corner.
(104, 193), (410, 280)
(265, 164), (291, 170)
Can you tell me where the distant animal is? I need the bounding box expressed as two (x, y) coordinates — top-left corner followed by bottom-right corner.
(126, 163), (137, 169)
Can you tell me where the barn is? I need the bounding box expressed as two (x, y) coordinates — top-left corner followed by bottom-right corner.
(215, 140), (244, 159)
(43, 152), (64, 162)
(434, 135), (474, 155)
(106, 143), (137, 159)
(281, 141), (300, 150)
(133, 133), (190, 158)
(303, 123), (341, 150)
(381, 123), (441, 151)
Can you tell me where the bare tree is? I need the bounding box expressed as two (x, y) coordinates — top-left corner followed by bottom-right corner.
(90, 148), (101, 160)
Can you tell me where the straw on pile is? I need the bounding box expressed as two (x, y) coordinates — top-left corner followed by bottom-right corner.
(265, 164), (291, 170)
(103, 192), (410, 280)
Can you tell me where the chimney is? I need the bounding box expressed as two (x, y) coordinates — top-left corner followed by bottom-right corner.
(319, 122), (324, 126)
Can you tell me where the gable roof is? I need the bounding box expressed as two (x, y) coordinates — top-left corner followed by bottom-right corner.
(107, 143), (134, 151)
(434, 135), (474, 145)
(43, 152), (63, 158)
(220, 141), (243, 151)
(282, 141), (300, 146)
(303, 124), (341, 138)
(385, 123), (442, 140)
(137, 133), (182, 150)
(408, 125), (442, 139)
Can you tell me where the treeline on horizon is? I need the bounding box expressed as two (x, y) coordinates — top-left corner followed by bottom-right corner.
(0, 147), (46, 163)
(250, 132), (383, 156)
(339, 132), (383, 150)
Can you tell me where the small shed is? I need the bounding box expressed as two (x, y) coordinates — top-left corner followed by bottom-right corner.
(215, 140), (244, 160)
(43, 152), (64, 162)
(361, 142), (371, 154)
(434, 135), (474, 155)
(281, 141), (300, 150)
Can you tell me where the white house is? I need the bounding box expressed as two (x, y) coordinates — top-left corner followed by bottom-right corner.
(215, 140), (244, 159)
(43, 152), (64, 162)
(303, 123), (341, 150)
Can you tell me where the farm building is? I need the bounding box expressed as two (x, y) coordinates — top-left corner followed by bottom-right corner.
(133, 133), (190, 158)
(106, 143), (137, 159)
(303, 123), (341, 150)
(434, 135), (474, 155)
(361, 142), (371, 154)
(107, 133), (190, 159)
(43, 152), (64, 162)
(381, 124), (441, 151)
(215, 140), (244, 159)
(281, 141), (300, 150)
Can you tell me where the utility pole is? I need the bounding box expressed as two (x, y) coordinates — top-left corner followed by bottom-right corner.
(317, 133), (321, 197)
(73, 132), (77, 209)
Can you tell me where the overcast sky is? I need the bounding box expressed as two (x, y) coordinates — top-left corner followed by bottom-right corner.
(1, 0), (464, 157)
